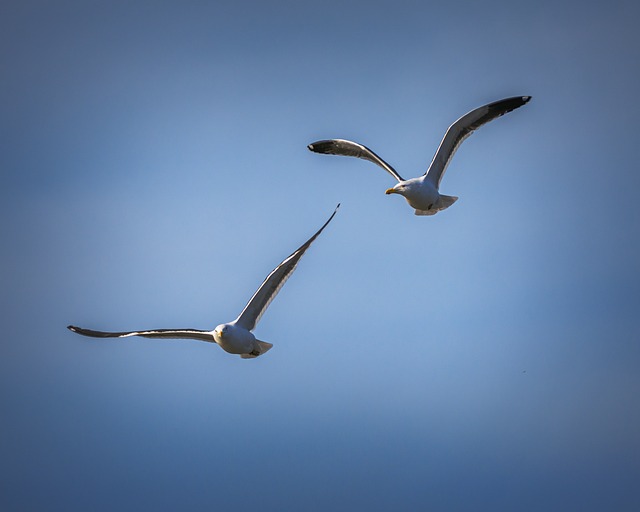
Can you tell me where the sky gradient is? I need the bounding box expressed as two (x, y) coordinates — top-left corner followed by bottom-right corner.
(2, 0), (639, 510)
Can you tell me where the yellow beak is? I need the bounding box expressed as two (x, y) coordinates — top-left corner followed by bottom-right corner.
(385, 188), (396, 195)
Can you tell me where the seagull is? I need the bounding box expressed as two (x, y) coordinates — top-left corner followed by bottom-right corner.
(68, 205), (339, 359)
(308, 96), (531, 216)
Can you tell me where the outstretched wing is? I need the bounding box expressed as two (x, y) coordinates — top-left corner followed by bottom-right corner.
(308, 139), (404, 182)
(67, 325), (214, 342)
(424, 96), (531, 188)
(234, 204), (340, 332)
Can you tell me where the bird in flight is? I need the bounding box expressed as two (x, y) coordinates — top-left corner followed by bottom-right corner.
(308, 96), (531, 216)
(68, 205), (339, 358)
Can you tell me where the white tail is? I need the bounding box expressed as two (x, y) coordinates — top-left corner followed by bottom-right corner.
(436, 194), (458, 210)
(257, 340), (273, 354)
(414, 194), (458, 216)
(240, 340), (274, 359)
(414, 208), (438, 216)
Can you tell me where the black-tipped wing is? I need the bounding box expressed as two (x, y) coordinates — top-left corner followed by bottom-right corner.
(308, 139), (404, 182)
(67, 325), (214, 342)
(234, 204), (340, 332)
(425, 96), (531, 188)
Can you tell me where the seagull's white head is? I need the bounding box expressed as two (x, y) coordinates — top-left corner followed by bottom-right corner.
(213, 324), (230, 343)
(385, 183), (405, 196)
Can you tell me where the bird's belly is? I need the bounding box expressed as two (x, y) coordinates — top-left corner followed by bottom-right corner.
(217, 332), (256, 355)
(404, 188), (439, 210)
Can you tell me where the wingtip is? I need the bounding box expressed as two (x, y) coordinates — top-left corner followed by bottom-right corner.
(326, 204), (340, 223)
(523, 95), (532, 103)
(67, 325), (77, 332)
(307, 140), (336, 154)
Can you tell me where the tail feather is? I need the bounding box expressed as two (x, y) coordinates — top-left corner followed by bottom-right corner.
(437, 194), (458, 210)
(414, 195), (458, 216)
(240, 340), (274, 359)
(257, 340), (273, 354)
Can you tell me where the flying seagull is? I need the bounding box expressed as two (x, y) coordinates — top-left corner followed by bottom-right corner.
(308, 96), (531, 216)
(68, 205), (339, 359)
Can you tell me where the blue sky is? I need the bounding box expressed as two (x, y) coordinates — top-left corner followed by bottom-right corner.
(1, 0), (639, 510)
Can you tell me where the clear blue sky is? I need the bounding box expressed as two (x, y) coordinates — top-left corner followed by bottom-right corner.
(2, 0), (639, 510)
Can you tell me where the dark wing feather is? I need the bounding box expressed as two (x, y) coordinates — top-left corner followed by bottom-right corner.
(425, 96), (531, 187)
(234, 204), (339, 332)
(308, 139), (404, 182)
(67, 325), (214, 342)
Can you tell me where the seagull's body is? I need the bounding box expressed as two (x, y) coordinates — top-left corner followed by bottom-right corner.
(68, 205), (339, 359)
(308, 96), (531, 216)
